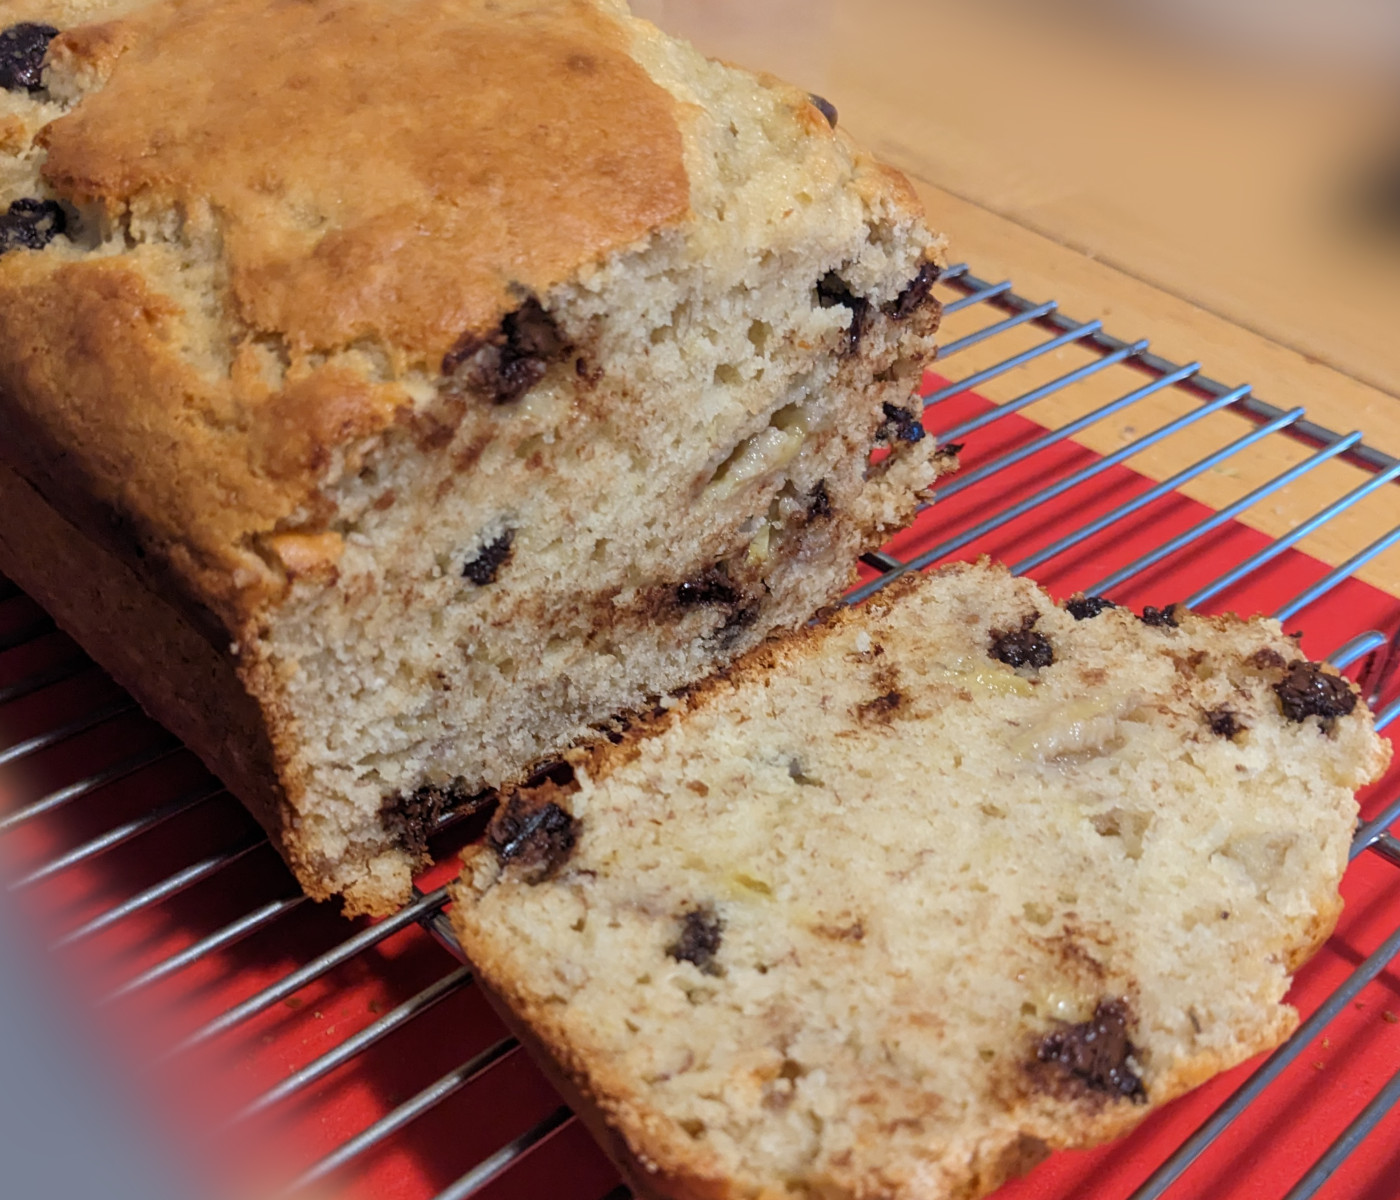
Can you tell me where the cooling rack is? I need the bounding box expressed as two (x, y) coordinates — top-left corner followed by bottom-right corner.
(1, 263), (1398, 1200)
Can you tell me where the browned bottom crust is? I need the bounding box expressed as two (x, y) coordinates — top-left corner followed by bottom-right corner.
(0, 461), (315, 889)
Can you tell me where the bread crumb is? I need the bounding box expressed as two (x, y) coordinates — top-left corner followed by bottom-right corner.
(452, 562), (1387, 1199)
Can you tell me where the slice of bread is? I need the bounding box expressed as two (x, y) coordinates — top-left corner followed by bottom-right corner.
(450, 561), (1391, 1200)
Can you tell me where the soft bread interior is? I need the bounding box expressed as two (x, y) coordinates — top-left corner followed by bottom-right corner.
(452, 563), (1389, 1200)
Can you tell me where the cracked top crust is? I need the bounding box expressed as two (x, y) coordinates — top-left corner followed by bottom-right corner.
(41, 0), (689, 365)
(0, 0), (691, 631)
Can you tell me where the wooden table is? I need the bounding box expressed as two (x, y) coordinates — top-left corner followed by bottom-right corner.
(636, 0), (1400, 598)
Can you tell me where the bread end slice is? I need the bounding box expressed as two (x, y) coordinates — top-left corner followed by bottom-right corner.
(450, 561), (1389, 1200)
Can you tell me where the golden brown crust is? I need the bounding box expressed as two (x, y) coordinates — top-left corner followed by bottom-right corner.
(2, 0), (689, 634)
(0, 459), (300, 871)
(0, 0), (947, 918)
(41, 0), (689, 366)
(0, 457), (430, 915)
(0, 254), (412, 631)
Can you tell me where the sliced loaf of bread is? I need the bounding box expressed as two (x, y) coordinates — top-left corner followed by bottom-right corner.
(0, 0), (947, 913)
(450, 561), (1391, 1200)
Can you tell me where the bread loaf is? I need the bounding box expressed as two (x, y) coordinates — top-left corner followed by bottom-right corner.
(451, 561), (1390, 1200)
(0, 0), (949, 913)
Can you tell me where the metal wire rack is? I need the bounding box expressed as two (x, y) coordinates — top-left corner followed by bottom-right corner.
(1, 262), (1398, 1200)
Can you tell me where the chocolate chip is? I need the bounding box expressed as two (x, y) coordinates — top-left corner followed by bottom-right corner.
(1205, 706), (1244, 740)
(806, 479), (832, 520)
(1251, 647), (1287, 671)
(442, 298), (563, 403)
(0, 198), (66, 255)
(989, 613), (1054, 669)
(1273, 660), (1357, 723)
(676, 568), (739, 607)
(886, 261), (941, 320)
(488, 796), (579, 883)
(878, 401), (926, 444)
(714, 601), (760, 649)
(673, 567), (757, 645)
(1066, 594), (1115, 621)
(1037, 998), (1146, 1102)
(0, 23), (57, 93)
(380, 780), (483, 859)
(667, 905), (724, 974)
(596, 715), (633, 746)
(463, 529), (513, 585)
(816, 272), (871, 354)
(523, 758), (576, 790)
(855, 688), (904, 723)
(808, 93), (838, 128)
(1139, 605), (1181, 628)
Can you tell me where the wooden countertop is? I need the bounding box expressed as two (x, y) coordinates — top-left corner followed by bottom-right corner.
(637, 0), (1400, 598)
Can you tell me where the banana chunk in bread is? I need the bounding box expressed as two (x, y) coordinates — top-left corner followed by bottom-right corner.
(0, 0), (949, 913)
(451, 562), (1391, 1200)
